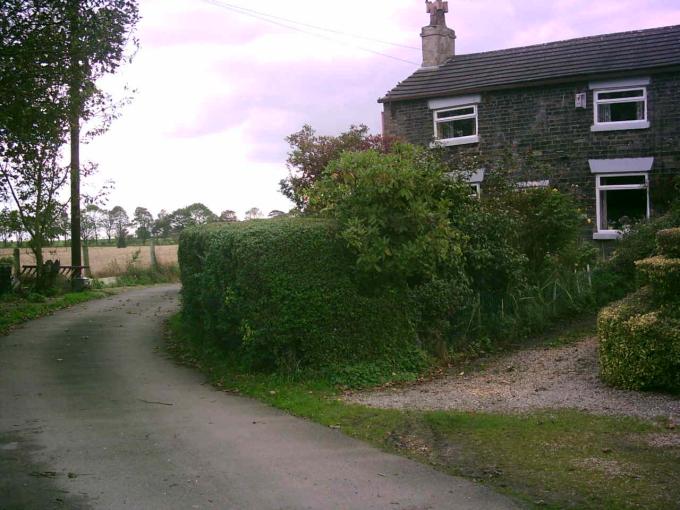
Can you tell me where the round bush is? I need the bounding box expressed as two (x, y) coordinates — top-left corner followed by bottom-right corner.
(598, 288), (680, 393)
(657, 228), (680, 258)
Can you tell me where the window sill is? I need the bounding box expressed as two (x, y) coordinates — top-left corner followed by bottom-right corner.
(591, 121), (650, 132)
(593, 231), (622, 241)
(430, 135), (479, 147)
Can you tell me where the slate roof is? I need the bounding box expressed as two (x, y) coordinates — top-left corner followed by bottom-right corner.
(381, 25), (680, 103)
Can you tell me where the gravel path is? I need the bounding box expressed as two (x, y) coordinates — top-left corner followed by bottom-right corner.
(348, 337), (680, 420)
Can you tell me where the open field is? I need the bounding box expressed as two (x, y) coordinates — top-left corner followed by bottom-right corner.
(0, 245), (178, 278)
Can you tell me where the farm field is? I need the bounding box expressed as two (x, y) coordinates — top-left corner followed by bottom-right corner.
(0, 245), (178, 278)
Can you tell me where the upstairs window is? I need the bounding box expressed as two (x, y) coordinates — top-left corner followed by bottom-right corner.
(596, 88), (646, 123)
(590, 78), (650, 132)
(428, 94), (481, 147)
(434, 105), (478, 142)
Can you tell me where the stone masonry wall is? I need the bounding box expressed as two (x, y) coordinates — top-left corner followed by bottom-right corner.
(382, 71), (680, 223)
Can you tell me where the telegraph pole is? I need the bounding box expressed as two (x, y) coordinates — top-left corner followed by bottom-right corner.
(68, 0), (82, 282)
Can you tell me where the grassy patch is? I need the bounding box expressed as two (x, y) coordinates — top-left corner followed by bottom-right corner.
(0, 289), (118, 335)
(166, 313), (680, 510)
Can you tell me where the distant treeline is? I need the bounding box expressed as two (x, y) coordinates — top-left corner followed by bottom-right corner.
(0, 203), (288, 248)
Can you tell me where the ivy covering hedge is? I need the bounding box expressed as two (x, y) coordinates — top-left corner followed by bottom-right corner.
(179, 218), (425, 377)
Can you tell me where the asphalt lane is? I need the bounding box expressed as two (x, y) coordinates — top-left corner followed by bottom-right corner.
(0, 285), (520, 509)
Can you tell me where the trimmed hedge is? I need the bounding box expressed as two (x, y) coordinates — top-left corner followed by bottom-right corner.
(657, 227), (680, 258)
(179, 218), (424, 375)
(598, 288), (680, 393)
(635, 256), (680, 302)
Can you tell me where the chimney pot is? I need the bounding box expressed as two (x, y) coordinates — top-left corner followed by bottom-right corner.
(422, 1), (456, 67)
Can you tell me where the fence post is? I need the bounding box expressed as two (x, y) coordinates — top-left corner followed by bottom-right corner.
(150, 239), (159, 272)
(12, 248), (20, 278)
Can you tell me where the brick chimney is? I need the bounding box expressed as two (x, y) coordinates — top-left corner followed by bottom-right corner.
(421, 1), (456, 68)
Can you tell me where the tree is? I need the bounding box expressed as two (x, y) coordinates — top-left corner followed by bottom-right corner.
(133, 206), (153, 243)
(219, 209), (238, 222)
(306, 143), (468, 282)
(280, 124), (397, 210)
(268, 210), (285, 218)
(109, 205), (129, 248)
(1, 145), (70, 287)
(0, 208), (13, 246)
(63, 0), (139, 273)
(1, 3), (70, 286)
(245, 207), (262, 220)
(164, 203), (217, 235)
(152, 209), (171, 238)
(1, 1), (139, 284)
(82, 203), (104, 242)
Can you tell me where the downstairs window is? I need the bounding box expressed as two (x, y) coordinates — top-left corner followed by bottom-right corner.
(595, 173), (649, 239)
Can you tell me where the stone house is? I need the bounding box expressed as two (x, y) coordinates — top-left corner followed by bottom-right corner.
(380, 1), (680, 240)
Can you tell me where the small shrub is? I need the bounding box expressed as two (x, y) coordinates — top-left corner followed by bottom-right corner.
(656, 228), (680, 258)
(600, 204), (680, 300)
(598, 288), (680, 393)
(635, 256), (680, 303)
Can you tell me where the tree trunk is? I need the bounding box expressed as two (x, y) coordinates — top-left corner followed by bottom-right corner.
(12, 248), (20, 278)
(32, 240), (45, 291)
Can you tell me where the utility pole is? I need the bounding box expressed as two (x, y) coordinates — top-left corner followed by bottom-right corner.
(68, 0), (82, 282)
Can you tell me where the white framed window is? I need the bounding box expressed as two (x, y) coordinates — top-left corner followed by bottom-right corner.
(428, 94), (481, 147)
(594, 173), (650, 240)
(432, 105), (478, 145)
(469, 183), (481, 199)
(590, 77), (650, 132)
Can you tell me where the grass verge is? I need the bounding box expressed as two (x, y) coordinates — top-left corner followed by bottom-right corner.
(0, 289), (119, 335)
(166, 313), (680, 510)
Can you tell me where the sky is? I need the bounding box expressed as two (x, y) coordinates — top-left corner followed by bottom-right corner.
(80, 0), (680, 220)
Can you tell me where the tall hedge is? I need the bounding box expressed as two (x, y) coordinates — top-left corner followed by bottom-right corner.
(179, 218), (421, 373)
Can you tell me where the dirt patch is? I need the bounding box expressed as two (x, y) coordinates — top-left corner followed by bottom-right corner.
(644, 433), (680, 448)
(347, 337), (680, 420)
(573, 457), (636, 478)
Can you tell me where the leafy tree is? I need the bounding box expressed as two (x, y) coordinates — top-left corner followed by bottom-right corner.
(167, 203), (217, 234)
(109, 205), (129, 248)
(219, 209), (238, 222)
(1, 145), (69, 286)
(82, 203), (105, 242)
(9, 210), (23, 246)
(1, 0), (139, 283)
(307, 143), (468, 283)
(268, 210), (285, 218)
(152, 209), (171, 238)
(0, 208), (13, 246)
(245, 207), (262, 220)
(280, 124), (397, 210)
(133, 206), (153, 243)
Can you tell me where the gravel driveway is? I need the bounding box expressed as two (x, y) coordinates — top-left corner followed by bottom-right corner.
(348, 337), (680, 420)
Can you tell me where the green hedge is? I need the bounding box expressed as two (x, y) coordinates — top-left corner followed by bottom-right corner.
(598, 288), (680, 393)
(179, 218), (424, 376)
(657, 228), (680, 258)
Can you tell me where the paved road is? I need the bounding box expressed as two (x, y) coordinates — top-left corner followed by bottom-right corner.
(0, 285), (520, 510)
